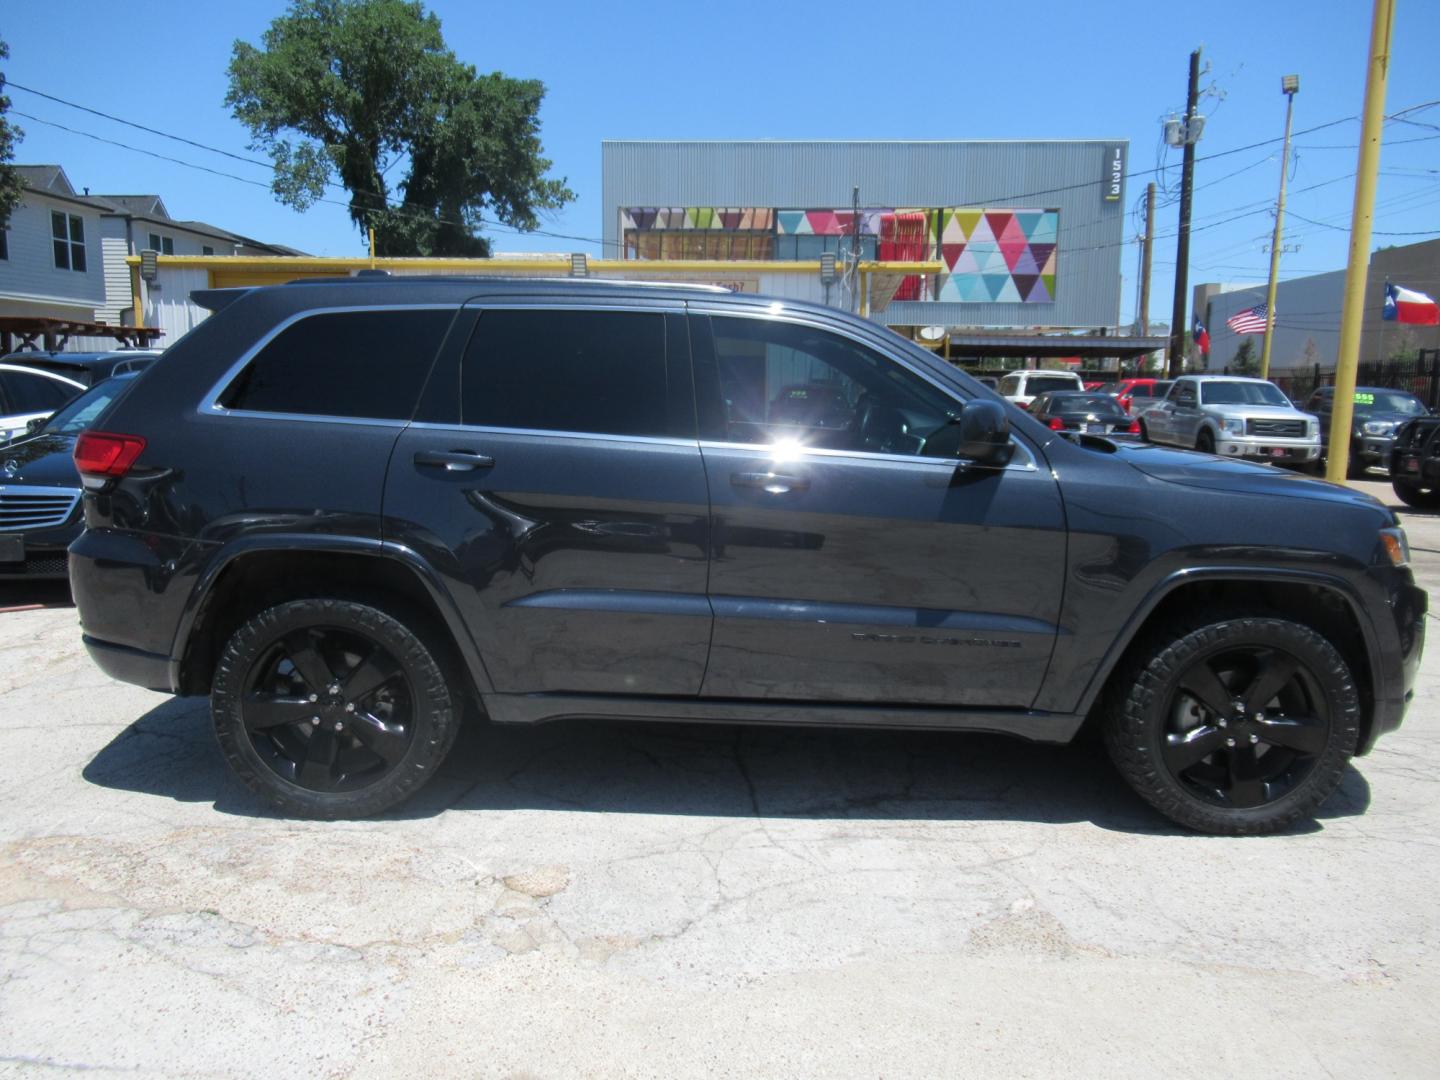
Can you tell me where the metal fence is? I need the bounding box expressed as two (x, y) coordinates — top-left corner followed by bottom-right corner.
(1271, 350), (1440, 409)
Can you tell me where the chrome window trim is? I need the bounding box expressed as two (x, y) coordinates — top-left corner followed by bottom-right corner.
(198, 304), (463, 420)
(406, 420), (699, 450)
(682, 305), (1041, 473)
(697, 438), (1038, 473)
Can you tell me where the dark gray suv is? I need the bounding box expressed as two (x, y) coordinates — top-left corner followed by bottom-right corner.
(68, 277), (1426, 834)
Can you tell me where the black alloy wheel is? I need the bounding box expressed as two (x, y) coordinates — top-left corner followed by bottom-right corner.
(1104, 614), (1359, 834)
(212, 598), (459, 818)
(1159, 644), (1327, 809)
(240, 624), (414, 792)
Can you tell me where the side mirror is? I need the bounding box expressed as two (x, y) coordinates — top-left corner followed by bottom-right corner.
(25, 416), (49, 435)
(934, 399), (1014, 466)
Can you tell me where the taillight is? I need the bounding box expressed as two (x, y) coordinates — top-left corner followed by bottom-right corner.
(1048, 417), (1066, 431)
(74, 431), (146, 484)
(1124, 419), (1141, 434)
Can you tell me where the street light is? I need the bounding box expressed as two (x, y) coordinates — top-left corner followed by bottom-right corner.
(1260, 74), (1300, 379)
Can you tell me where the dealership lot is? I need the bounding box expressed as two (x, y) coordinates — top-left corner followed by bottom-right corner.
(1, 477), (1437, 1078)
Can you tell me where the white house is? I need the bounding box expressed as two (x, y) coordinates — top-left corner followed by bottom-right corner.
(1, 165), (300, 346)
(0, 165), (107, 323)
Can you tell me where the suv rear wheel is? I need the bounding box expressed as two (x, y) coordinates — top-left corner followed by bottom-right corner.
(1103, 614), (1358, 835)
(212, 598), (460, 818)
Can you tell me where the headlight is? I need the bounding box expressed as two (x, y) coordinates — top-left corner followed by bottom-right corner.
(1221, 417), (1245, 435)
(1363, 420), (1395, 436)
(1380, 526), (1410, 567)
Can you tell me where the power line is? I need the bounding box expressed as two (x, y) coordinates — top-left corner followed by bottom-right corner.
(14, 79), (1440, 259)
(4, 80), (1407, 230)
(1286, 209), (1440, 237)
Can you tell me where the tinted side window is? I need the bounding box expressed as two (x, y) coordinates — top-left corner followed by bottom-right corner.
(461, 309), (668, 437)
(699, 316), (958, 456)
(998, 375), (1020, 395)
(221, 308), (455, 420)
(1, 371), (78, 413)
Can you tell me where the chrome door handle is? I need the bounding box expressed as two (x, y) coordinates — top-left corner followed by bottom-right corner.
(731, 471), (810, 494)
(414, 449), (495, 472)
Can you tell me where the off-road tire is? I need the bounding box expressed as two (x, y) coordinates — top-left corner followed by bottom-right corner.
(1392, 478), (1440, 510)
(212, 598), (460, 819)
(1102, 613), (1359, 835)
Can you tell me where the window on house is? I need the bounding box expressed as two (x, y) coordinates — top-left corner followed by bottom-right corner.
(147, 233), (175, 255)
(52, 212), (87, 272)
(0, 228), (8, 260)
(202, 245), (215, 256)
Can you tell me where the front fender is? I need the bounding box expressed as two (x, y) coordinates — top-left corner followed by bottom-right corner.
(1069, 566), (1382, 722)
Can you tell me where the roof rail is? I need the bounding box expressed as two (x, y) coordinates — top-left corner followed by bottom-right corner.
(275, 274), (733, 293)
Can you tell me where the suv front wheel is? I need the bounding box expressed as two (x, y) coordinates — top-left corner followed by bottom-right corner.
(1103, 614), (1359, 834)
(212, 598), (460, 818)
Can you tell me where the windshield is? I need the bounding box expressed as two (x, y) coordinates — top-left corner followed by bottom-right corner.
(1355, 390), (1427, 416)
(1050, 394), (1125, 416)
(1199, 380), (1290, 407)
(38, 376), (135, 436)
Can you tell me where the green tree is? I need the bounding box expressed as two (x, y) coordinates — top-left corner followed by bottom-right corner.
(0, 38), (26, 229)
(1230, 338), (1259, 376)
(226, 0), (574, 256)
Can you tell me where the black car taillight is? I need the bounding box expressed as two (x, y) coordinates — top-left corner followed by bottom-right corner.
(74, 430), (146, 489)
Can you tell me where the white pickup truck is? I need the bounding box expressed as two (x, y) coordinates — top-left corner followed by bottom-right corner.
(1137, 375), (1321, 467)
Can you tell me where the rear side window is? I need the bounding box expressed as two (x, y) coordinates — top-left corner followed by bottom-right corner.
(1027, 375), (1082, 395)
(461, 309), (668, 437)
(220, 308), (455, 420)
(1, 371), (79, 413)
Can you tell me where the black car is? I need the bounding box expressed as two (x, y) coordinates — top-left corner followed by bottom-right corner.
(2, 350), (161, 388)
(1303, 385), (1429, 477)
(1, 373), (139, 578)
(68, 278), (1426, 834)
(1029, 391), (1140, 435)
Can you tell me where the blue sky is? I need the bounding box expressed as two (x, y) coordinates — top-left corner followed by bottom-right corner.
(5, 0), (1439, 326)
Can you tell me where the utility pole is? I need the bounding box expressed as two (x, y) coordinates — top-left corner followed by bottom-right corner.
(1259, 75), (1300, 380)
(1326, 0), (1394, 484)
(1140, 182), (1156, 336)
(1167, 48), (1202, 378)
(851, 185), (862, 313)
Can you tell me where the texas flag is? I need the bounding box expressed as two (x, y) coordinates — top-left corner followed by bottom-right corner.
(1384, 282), (1440, 326)
(1193, 317), (1210, 357)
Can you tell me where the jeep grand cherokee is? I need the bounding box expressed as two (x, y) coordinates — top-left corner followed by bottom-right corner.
(68, 278), (1426, 834)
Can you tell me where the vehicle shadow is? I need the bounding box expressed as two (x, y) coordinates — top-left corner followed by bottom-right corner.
(0, 580), (73, 611)
(81, 698), (1372, 836)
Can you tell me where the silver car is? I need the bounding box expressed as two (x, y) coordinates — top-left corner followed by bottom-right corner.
(1138, 375), (1321, 466)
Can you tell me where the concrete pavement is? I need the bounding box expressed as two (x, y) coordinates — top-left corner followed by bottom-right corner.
(1, 476), (1437, 1078)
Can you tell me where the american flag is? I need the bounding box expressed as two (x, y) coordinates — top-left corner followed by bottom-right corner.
(1226, 303), (1270, 335)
